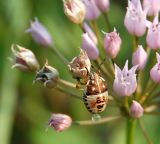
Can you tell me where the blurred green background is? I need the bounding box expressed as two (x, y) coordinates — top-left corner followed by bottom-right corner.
(0, 0), (160, 144)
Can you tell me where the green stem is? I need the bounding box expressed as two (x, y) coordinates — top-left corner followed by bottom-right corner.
(133, 36), (139, 51)
(103, 12), (112, 31)
(126, 118), (137, 144)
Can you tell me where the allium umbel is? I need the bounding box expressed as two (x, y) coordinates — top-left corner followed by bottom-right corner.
(129, 100), (144, 118)
(11, 45), (39, 72)
(113, 61), (138, 96)
(124, 0), (147, 36)
(146, 14), (160, 49)
(143, 0), (160, 16)
(48, 113), (72, 132)
(150, 53), (160, 83)
(26, 18), (52, 47)
(132, 45), (147, 70)
(103, 28), (121, 59)
(63, 0), (86, 24)
(82, 33), (99, 60)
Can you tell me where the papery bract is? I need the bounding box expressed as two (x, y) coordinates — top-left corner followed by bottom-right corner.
(124, 0), (147, 36)
(82, 33), (99, 60)
(150, 53), (160, 83)
(132, 45), (147, 70)
(103, 28), (122, 58)
(113, 60), (138, 96)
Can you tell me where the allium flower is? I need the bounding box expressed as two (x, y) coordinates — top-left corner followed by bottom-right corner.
(94, 0), (110, 12)
(83, 22), (98, 44)
(11, 45), (39, 72)
(143, 0), (160, 16)
(132, 45), (147, 70)
(82, 0), (101, 20)
(103, 28), (122, 59)
(124, 0), (147, 36)
(63, 0), (86, 24)
(150, 53), (160, 83)
(113, 60), (138, 96)
(34, 62), (59, 88)
(26, 18), (52, 47)
(48, 113), (72, 132)
(82, 33), (99, 60)
(129, 100), (144, 118)
(146, 14), (160, 49)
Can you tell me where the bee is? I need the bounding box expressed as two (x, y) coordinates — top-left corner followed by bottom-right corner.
(83, 72), (108, 114)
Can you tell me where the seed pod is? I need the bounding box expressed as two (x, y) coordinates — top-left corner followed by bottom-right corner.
(83, 72), (108, 114)
(68, 49), (91, 85)
(34, 62), (59, 88)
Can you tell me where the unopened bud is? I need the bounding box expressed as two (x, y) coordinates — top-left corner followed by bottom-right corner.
(68, 49), (91, 80)
(26, 18), (53, 47)
(94, 0), (110, 12)
(11, 44), (39, 72)
(63, 0), (86, 24)
(34, 62), (59, 88)
(47, 113), (72, 132)
(130, 100), (144, 118)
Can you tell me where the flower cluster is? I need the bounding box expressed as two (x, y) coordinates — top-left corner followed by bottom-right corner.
(10, 0), (160, 143)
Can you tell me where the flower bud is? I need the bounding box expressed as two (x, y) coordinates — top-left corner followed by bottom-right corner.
(26, 18), (53, 47)
(113, 60), (138, 96)
(83, 22), (98, 44)
(34, 62), (59, 88)
(124, 0), (147, 36)
(143, 0), (160, 16)
(94, 0), (110, 12)
(103, 28), (122, 58)
(132, 45), (147, 70)
(150, 53), (160, 83)
(129, 100), (144, 118)
(82, 0), (101, 20)
(11, 45), (39, 72)
(63, 0), (86, 24)
(48, 113), (72, 132)
(146, 14), (160, 49)
(82, 33), (99, 60)
(68, 49), (91, 80)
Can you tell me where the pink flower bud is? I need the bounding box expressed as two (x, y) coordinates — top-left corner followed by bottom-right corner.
(124, 0), (147, 36)
(103, 28), (122, 58)
(113, 60), (138, 96)
(143, 0), (160, 16)
(63, 0), (86, 24)
(146, 14), (160, 49)
(132, 45), (147, 70)
(94, 0), (110, 12)
(82, 33), (99, 60)
(83, 22), (98, 44)
(11, 45), (39, 72)
(48, 113), (72, 132)
(82, 0), (101, 20)
(150, 53), (160, 83)
(26, 18), (53, 47)
(130, 100), (144, 118)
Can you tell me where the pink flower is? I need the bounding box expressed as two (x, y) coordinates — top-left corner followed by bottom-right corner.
(63, 0), (86, 24)
(124, 0), (147, 36)
(130, 100), (144, 118)
(113, 60), (138, 96)
(83, 22), (98, 44)
(103, 28), (122, 58)
(11, 45), (39, 72)
(94, 0), (110, 12)
(48, 113), (72, 132)
(82, 33), (99, 60)
(82, 0), (101, 20)
(143, 0), (160, 16)
(150, 53), (160, 83)
(146, 14), (160, 49)
(26, 18), (53, 47)
(132, 45), (147, 70)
